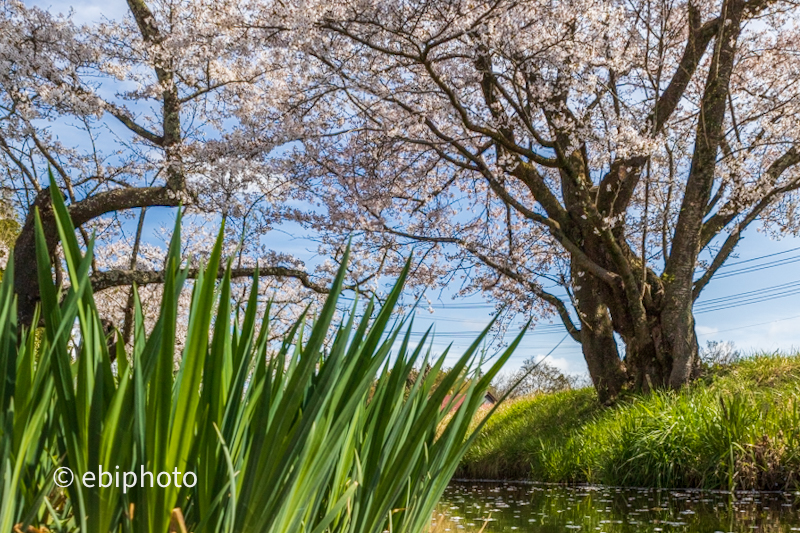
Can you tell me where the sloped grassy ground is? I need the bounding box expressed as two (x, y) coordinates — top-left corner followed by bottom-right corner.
(458, 353), (800, 490)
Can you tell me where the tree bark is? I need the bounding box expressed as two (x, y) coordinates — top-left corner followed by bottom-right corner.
(90, 265), (330, 293)
(13, 186), (183, 327)
(14, 189), (60, 327)
(573, 266), (628, 404)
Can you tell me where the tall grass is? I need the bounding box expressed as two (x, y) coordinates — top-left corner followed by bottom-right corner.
(0, 173), (519, 532)
(460, 356), (800, 490)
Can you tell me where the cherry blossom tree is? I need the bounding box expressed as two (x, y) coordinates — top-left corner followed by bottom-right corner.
(0, 0), (347, 335)
(4, 0), (800, 403)
(290, 0), (800, 401)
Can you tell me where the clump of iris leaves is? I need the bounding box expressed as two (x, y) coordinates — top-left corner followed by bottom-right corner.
(1, 172), (519, 533)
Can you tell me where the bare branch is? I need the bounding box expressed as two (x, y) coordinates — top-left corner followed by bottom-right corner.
(91, 265), (332, 294)
(694, 146), (800, 298)
(106, 106), (165, 146)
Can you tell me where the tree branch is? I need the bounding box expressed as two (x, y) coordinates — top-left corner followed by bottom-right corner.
(469, 248), (582, 342)
(91, 265), (332, 293)
(68, 187), (185, 227)
(107, 106), (164, 146)
(699, 145), (800, 250)
(14, 185), (187, 325)
(693, 146), (800, 298)
(651, 11), (721, 133)
(665, 0), (745, 284)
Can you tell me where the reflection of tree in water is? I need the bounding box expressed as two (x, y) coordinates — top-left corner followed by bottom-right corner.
(436, 482), (800, 532)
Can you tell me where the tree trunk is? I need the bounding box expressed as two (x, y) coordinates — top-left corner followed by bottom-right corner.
(574, 267), (628, 404)
(14, 189), (59, 327)
(570, 235), (705, 399)
(574, 280), (700, 399)
(661, 301), (700, 389)
(622, 312), (673, 392)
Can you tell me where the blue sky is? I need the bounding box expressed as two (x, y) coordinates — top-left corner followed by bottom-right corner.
(263, 221), (800, 377)
(392, 237), (800, 376)
(25, 0), (800, 376)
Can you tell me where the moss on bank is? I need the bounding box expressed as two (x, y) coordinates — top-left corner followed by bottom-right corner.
(458, 353), (800, 490)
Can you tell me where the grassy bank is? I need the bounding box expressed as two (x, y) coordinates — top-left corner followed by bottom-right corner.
(458, 353), (800, 490)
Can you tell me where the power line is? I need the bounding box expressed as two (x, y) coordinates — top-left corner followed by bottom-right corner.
(695, 279), (800, 313)
(416, 276), (800, 333)
(389, 245), (800, 338)
(697, 291), (800, 313)
(696, 313), (800, 336)
(697, 279), (800, 305)
(713, 254), (800, 279)
(717, 246), (800, 268)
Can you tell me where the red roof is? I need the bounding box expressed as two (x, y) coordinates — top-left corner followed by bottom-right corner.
(441, 391), (496, 412)
(441, 394), (466, 412)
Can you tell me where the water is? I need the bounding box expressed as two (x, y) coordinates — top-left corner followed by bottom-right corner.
(434, 481), (800, 532)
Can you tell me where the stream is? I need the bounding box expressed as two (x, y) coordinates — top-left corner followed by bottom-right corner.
(434, 481), (800, 532)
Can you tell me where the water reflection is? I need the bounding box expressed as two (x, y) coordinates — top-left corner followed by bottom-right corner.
(434, 481), (800, 532)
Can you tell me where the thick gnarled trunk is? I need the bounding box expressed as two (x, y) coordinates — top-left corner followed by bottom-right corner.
(571, 227), (702, 400)
(575, 277), (701, 402)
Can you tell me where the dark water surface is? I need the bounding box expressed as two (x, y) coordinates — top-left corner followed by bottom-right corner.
(435, 481), (800, 532)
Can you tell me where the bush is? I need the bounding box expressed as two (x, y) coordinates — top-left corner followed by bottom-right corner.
(0, 175), (520, 532)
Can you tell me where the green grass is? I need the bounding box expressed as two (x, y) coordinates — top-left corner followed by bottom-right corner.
(459, 354), (800, 490)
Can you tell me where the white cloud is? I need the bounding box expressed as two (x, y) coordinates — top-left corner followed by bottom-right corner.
(534, 354), (572, 374)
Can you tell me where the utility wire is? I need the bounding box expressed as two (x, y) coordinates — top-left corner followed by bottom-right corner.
(696, 313), (800, 336)
(398, 246), (800, 338)
(712, 254), (800, 279)
(695, 279), (800, 313)
(697, 279), (800, 305)
(717, 246), (800, 268)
